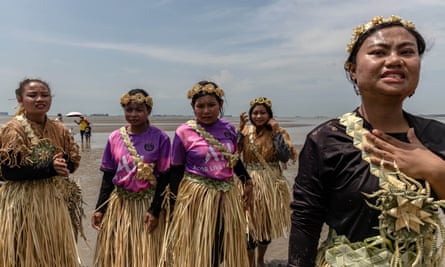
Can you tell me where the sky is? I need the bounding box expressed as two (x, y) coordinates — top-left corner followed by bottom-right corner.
(1, 0), (445, 117)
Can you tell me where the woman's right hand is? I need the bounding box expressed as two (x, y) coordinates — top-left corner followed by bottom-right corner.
(243, 180), (254, 211)
(91, 211), (103, 230)
(144, 211), (159, 233)
(239, 112), (248, 131)
(53, 152), (70, 177)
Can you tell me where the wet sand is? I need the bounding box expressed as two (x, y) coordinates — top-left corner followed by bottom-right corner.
(67, 116), (302, 267)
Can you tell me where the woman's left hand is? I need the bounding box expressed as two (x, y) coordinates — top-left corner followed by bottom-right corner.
(365, 128), (445, 198)
(267, 118), (280, 134)
(239, 112), (249, 132)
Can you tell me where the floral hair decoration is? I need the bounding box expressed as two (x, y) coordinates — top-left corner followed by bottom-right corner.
(346, 15), (416, 53)
(250, 97), (272, 108)
(187, 83), (225, 99)
(120, 93), (153, 108)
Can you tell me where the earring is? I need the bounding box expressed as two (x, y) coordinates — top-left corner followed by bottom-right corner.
(353, 82), (360, 95)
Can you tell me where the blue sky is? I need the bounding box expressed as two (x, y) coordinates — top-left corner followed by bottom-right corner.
(1, 0), (445, 117)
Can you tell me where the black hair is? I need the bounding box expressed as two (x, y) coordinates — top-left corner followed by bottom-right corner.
(128, 88), (149, 97)
(15, 78), (51, 99)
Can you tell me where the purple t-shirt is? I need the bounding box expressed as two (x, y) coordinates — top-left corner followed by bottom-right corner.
(101, 125), (171, 192)
(171, 119), (237, 181)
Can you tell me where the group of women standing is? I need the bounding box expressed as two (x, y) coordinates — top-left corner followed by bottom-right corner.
(0, 78), (295, 267)
(91, 81), (296, 267)
(3, 14), (445, 267)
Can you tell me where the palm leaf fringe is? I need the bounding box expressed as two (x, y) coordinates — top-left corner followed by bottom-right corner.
(244, 163), (291, 241)
(93, 191), (165, 267)
(162, 177), (249, 267)
(0, 178), (81, 267)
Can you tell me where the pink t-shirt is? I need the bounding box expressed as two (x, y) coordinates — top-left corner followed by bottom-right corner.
(101, 125), (171, 192)
(171, 119), (237, 181)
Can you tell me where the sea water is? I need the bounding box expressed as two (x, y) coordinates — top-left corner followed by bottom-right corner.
(2, 115), (445, 151)
(69, 116), (332, 150)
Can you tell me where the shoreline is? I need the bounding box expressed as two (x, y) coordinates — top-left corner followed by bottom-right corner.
(68, 116), (316, 134)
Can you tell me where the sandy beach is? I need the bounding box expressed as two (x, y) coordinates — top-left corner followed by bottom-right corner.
(55, 115), (305, 267)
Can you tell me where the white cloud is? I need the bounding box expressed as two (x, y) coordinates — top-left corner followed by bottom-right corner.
(1, 1), (445, 117)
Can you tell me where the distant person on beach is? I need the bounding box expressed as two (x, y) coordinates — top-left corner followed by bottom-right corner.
(157, 81), (253, 267)
(55, 112), (63, 122)
(0, 78), (83, 266)
(84, 122), (91, 145)
(288, 15), (445, 266)
(91, 88), (171, 267)
(238, 97), (297, 267)
(74, 115), (89, 143)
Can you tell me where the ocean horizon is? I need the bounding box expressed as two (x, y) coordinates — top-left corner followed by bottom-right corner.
(2, 114), (445, 151)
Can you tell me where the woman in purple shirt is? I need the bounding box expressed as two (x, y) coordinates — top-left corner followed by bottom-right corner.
(159, 81), (253, 267)
(91, 89), (171, 267)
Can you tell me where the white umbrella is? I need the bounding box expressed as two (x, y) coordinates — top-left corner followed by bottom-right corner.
(65, 111), (83, 117)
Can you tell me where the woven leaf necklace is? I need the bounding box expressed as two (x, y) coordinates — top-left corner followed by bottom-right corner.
(119, 126), (156, 185)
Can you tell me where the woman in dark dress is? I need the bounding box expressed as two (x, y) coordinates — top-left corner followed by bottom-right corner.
(288, 15), (445, 267)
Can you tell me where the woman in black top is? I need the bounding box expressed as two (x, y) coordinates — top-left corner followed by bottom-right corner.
(288, 16), (445, 267)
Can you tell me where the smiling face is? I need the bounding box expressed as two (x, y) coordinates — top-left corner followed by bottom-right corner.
(192, 94), (222, 125)
(17, 81), (52, 121)
(348, 26), (421, 101)
(250, 104), (271, 127)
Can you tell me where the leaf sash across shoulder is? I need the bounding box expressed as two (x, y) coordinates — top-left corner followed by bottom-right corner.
(186, 120), (239, 168)
(15, 115), (58, 166)
(319, 112), (445, 267)
(14, 115), (86, 241)
(119, 126), (156, 185)
(247, 125), (277, 174)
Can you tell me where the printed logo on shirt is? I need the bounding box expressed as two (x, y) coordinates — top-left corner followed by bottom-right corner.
(144, 143), (154, 151)
(224, 130), (232, 138)
(205, 145), (224, 163)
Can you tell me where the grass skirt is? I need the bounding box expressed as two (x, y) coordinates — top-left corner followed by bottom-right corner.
(0, 177), (81, 267)
(246, 162), (291, 241)
(93, 189), (165, 267)
(161, 175), (249, 267)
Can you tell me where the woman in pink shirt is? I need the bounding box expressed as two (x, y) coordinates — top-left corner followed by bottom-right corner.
(159, 81), (253, 267)
(91, 88), (171, 267)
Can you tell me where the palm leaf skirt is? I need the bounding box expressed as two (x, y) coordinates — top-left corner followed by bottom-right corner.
(246, 162), (291, 241)
(0, 177), (81, 267)
(93, 191), (165, 267)
(160, 176), (249, 267)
